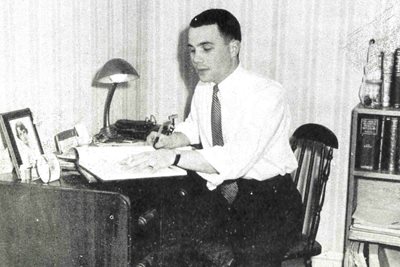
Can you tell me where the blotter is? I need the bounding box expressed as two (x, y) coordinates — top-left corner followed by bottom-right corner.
(75, 145), (187, 181)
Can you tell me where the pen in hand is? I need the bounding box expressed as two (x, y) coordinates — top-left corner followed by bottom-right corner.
(153, 123), (164, 149)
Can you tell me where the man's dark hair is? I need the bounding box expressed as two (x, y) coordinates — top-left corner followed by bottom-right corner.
(190, 9), (241, 42)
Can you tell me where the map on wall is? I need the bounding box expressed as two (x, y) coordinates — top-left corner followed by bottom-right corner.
(344, 1), (400, 74)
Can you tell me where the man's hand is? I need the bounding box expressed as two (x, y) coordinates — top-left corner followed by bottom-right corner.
(146, 131), (171, 149)
(146, 131), (190, 149)
(120, 149), (176, 171)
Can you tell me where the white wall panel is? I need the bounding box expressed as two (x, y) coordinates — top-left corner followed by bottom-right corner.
(0, 0), (140, 150)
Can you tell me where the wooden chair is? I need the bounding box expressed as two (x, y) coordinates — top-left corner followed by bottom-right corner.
(283, 123), (338, 267)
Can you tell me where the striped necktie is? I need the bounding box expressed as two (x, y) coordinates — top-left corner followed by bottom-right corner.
(211, 84), (238, 204)
(211, 84), (223, 146)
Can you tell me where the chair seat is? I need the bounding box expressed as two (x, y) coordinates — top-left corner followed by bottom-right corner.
(283, 235), (322, 260)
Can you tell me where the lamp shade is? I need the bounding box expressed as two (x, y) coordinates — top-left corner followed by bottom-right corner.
(95, 58), (139, 84)
(93, 58), (140, 142)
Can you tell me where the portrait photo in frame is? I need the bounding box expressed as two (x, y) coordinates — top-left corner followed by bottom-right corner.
(0, 108), (44, 181)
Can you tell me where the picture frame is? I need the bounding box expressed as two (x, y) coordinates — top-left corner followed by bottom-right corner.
(0, 108), (43, 181)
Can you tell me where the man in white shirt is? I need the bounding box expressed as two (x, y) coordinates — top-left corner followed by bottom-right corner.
(125, 8), (303, 267)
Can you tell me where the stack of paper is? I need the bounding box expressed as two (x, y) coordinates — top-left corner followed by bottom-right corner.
(352, 206), (400, 231)
(75, 145), (187, 181)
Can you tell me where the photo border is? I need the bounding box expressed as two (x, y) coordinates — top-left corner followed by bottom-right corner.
(0, 108), (43, 180)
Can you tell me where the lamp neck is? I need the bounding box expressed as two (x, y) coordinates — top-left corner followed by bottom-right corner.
(103, 83), (118, 128)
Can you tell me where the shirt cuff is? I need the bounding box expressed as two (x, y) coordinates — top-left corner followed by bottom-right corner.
(196, 147), (232, 189)
(196, 172), (224, 190)
(198, 146), (231, 177)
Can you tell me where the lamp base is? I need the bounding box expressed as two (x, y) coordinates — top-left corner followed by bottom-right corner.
(93, 126), (118, 143)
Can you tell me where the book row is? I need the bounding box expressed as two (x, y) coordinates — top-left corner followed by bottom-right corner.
(360, 48), (400, 109)
(356, 114), (400, 173)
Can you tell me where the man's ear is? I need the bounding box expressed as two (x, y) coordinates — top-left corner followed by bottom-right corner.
(229, 40), (241, 57)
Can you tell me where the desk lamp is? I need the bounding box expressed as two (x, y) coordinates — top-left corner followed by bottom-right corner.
(94, 58), (139, 141)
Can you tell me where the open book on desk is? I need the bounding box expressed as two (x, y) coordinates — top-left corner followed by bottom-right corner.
(75, 145), (187, 182)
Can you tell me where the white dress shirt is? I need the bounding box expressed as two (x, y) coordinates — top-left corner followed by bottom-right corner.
(175, 65), (298, 190)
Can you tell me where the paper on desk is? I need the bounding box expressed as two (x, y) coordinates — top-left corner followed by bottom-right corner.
(75, 145), (187, 181)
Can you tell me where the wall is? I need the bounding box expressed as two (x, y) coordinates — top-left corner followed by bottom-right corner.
(0, 0), (141, 150)
(1, 0), (398, 265)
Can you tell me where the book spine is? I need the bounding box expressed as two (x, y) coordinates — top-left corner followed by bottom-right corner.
(373, 52), (384, 108)
(378, 116), (386, 171)
(383, 53), (394, 107)
(388, 117), (399, 173)
(380, 116), (392, 171)
(391, 49), (400, 108)
(357, 115), (382, 170)
(396, 119), (400, 174)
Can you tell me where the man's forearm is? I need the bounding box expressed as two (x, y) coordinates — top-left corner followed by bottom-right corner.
(167, 133), (217, 173)
(147, 131), (217, 173)
(176, 149), (217, 174)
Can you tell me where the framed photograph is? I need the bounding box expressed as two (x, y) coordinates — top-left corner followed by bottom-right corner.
(0, 108), (43, 181)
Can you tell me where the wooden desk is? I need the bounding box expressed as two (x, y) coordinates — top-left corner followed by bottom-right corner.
(0, 172), (195, 266)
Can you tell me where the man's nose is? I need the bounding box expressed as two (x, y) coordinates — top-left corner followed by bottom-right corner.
(192, 52), (203, 64)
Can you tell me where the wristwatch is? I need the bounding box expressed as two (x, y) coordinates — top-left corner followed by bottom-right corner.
(172, 153), (181, 166)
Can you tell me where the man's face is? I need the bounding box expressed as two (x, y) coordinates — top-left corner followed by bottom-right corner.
(188, 24), (237, 84)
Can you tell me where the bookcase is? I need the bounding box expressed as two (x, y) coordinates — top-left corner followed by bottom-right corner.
(344, 104), (400, 266)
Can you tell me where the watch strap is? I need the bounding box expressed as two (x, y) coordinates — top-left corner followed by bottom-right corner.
(173, 153), (181, 166)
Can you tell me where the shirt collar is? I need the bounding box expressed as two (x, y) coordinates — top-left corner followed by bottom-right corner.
(217, 63), (243, 92)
